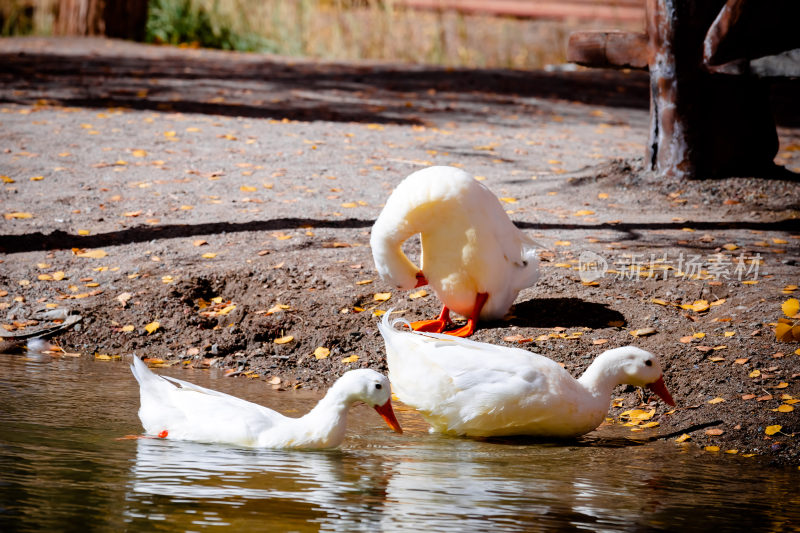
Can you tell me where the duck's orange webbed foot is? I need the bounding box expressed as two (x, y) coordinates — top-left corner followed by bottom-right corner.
(409, 319), (448, 333)
(444, 292), (488, 338)
(444, 320), (477, 337)
(409, 306), (450, 333)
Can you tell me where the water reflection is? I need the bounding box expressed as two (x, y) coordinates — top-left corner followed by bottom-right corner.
(1, 356), (799, 532)
(127, 438), (394, 531)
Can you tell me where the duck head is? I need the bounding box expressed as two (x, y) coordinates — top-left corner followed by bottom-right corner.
(337, 369), (403, 433)
(614, 346), (676, 406)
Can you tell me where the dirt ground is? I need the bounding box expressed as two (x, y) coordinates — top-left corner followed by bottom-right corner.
(1, 37), (799, 466)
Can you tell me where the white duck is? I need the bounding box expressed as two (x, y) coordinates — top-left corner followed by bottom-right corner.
(370, 165), (539, 337)
(378, 313), (674, 438)
(130, 356), (402, 448)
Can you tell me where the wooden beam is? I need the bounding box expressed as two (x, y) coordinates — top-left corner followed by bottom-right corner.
(567, 31), (648, 69)
(704, 0), (800, 67)
(393, 0), (645, 22)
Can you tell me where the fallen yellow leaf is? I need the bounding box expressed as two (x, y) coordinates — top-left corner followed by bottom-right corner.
(314, 347), (330, 360)
(95, 354), (112, 361)
(749, 369), (761, 378)
(675, 434), (691, 443)
(409, 289), (427, 299)
(121, 325), (135, 332)
(620, 408), (655, 421)
(274, 335), (294, 344)
(374, 292), (391, 302)
(708, 397), (725, 404)
(4, 212), (33, 219)
(573, 210), (595, 216)
(76, 249), (107, 259)
(782, 298), (799, 318)
(765, 425), (782, 436)
(704, 446), (720, 452)
(145, 321), (160, 334)
(202, 252), (217, 259)
(341, 354), (359, 364)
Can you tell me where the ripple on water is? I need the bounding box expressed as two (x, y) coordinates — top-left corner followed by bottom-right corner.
(1, 355), (798, 532)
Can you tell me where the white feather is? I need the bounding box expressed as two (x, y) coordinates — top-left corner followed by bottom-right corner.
(370, 166), (539, 320)
(130, 356), (398, 448)
(378, 312), (671, 438)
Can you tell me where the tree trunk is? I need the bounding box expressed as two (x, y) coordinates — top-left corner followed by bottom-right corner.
(645, 0), (778, 178)
(55, 0), (148, 41)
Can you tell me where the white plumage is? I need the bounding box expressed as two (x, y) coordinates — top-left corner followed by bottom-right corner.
(370, 165), (539, 336)
(378, 313), (674, 438)
(130, 356), (402, 448)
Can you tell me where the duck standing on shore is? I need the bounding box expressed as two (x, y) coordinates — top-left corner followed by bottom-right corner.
(371, 166), (539, 337)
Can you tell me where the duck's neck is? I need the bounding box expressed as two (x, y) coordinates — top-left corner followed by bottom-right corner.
(577, 351), (626, 402)
(257, 385), (353, 449)
(371, 230), (420, 290)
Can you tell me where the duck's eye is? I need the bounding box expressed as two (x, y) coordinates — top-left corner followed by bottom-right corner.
(375, 383), (382, 390)
(645, 360), (653, 367)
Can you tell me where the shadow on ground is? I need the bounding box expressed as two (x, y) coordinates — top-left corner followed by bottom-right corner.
(508, 297), (626, 329)
(2, 218), (800, 254)
(0, 36), (647, 125)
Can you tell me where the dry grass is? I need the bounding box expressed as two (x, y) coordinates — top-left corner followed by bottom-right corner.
(5, 0), (640, 70)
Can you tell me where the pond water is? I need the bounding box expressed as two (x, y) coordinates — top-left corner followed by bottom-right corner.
(1, 354), (798, 532)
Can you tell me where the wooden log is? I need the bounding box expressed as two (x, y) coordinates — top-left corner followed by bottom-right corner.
(567, 31), (648, 69)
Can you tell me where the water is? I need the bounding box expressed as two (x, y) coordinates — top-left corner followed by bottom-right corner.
(1, 355), (798, 532)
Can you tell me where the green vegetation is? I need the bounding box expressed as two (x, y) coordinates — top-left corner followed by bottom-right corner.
(145, 0), (276, 52)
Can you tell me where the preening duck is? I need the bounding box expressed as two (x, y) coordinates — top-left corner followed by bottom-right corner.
(370, 165), (539, 337)
(378, 313), (674, 438)
(130, 356), (402, 448)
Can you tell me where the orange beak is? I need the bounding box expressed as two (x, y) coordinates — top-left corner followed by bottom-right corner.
(374, 399), (403, 434)
(646, 376), (675, 406)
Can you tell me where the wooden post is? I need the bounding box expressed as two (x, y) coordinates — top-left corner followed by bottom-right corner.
(645, 0), (778, 178)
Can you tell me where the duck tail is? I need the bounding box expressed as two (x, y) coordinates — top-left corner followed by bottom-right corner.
(378, 309), (407, 360)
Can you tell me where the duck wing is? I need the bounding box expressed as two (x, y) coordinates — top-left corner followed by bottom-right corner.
(380, 316), (566, 433)
(131, 357), (287, 445)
